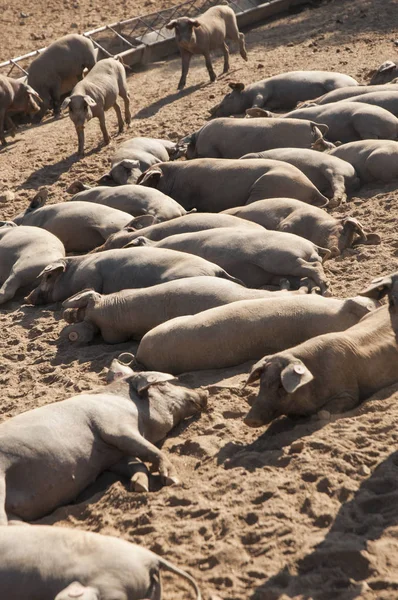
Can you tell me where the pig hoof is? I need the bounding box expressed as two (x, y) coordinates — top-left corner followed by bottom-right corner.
(130, 474), (149, 493)
(163, 475), (179, 487)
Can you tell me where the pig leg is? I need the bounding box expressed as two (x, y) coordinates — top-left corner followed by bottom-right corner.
(0, 270), (22, 304)
(5, 115), (16, 138)
(325, 170), (347, 207)
(0, 472), (7, 525)
(178, 50), (192, 90)
(320, 392), (359, 414)
(295, 259), (329, 294)
(238, 33), (248, 61)
(0, 107), (6, 145)
(49, 80), (62, 117)
(119, 88), (131, 126)
(222, 43), (230, 74)
(204, 52), (217, 83)
(98, 113), (111, 145)
(99, 426), (178, 485)
(113, 102), (124, 134)
(110, 458), (151, 492)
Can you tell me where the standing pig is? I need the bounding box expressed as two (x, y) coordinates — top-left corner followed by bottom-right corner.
(67, 180), (190, 220)
(129, 227), (329, 292)
(26, 246), (241, 305)
(0, 75), (41, 145)
(224, 198), (380, 255)
(98, 137), (176, 185)
(62, 58), (131, 156)
(283, 102), (398, 143)
(0, 525), (201, 600)
(244, 273), (398, 426)
(136, 295), (377, 374)
(329, 139), (398, 183)
(96, 212), (263, 252)
(209, 71), (358, 117)
(61, 276), (306, 344)
(0, 365), (207, 523)
(240, 147), (359, 206)
(0, 223), (65, 304)
(13, 190), (134, 252)
(138, 158), (329, 211)
(186, 117), (333, 159)
(27, 34), (96, 120)
(166, 5), (247, 90)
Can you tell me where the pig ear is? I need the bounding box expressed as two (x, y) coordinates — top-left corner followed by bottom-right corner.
(229, 82), (245, 92)
(189, 19), (201, 27)
(281, 361), (313, 394)
(311, 122), (329, 139)
(26, 86), (42, 102)
(66, 180), (89, 195)
(245, 357), (269, 386)
(62, 288), (99, 309)
(378, 60), (397, 74)
(84, 95), (97, 107)
(54, 581), (100, 600)
(245, 107), (271, 118)
(137, 168), (162, 188)
(120, 159), (140, 170)
(61, 97), (71, 110)
(129, 371), (176, 395)
(0, 220), (17, 228)
(166, 19), (178, 29)
(36, 260), (67, 279)
(126, 215), (157, 230)
(360, 274), (393, 300)
(123, 236), (151, 248)
(107, 358), (135, 383)
(28, 189), (48, 210)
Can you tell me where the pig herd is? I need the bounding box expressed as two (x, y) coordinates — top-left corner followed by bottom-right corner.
(2, 5), (398, 599)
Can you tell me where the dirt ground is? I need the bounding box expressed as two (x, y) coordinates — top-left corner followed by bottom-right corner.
(1, 0), (398, 598)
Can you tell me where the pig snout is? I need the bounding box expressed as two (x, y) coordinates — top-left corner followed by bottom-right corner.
(244, 402), (278, 428)
(25, 286), (49, 305)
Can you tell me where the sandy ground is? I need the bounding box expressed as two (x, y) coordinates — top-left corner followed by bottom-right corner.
(1, 0), (398, 598)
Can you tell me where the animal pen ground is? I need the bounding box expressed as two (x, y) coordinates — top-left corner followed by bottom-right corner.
(1, 0), (398, 598)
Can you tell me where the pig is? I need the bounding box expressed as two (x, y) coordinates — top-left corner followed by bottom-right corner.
(137, 158), (329, 211)
(0, 525), (201, 600)
(224, 198), (380, 255)
(61, 58), (131, 156)
(369, 61), (398, 85)
(244, 272), (398, 426)
(66, 180), (191, 220)
(12, 190), (134, 253)
(166, 5), (247, 90)
(95, 212), (263, 252)
(301, 83), (398, 106)
(0, 75), (41, 145)
(209, 71), (359, 117)
(26, 246), (241, 305)
(61, 276), (308, 344)
(240, 147), (359, 206)
(185, 117), (332, 159)
(27, 34), (96, 120)
(98, 137), (177, 185)
(0, 364), (207, 523)
(282, 102), (398, 143)
(328, 139), (398, 183)
(136, 294), (377, 375)
(128, 227), (329, 292)
(343, 90), (398, 117)
(0, 223), (65, 304)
